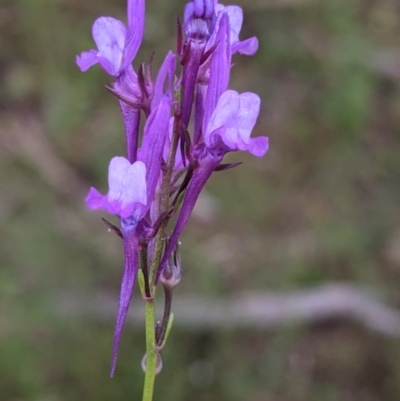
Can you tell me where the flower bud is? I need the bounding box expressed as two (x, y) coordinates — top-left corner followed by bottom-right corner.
(184, 0), (215, 42)
(160, 243), (182, 289)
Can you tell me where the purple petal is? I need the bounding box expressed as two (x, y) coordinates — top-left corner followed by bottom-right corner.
(107, 157), (147, 218)
(139, 95), (171, 205)
(232, 37), (259, 56)
(205, 90), (256, 145)
(85, 187), (106, 210)
(86, 157), (147, 217)
(206, 90), (268, 156)
(223, 5), (243, 44)
(183, 2), (195, 29)
(92, 17), (127, 76)
(76, 50), (99, 72)
(110, 229), (139, 377)
(122, 0), (145, 71)
(248, 136), (269, 157)
(215, 5), (258, 56)
(194, 0), (204, 16)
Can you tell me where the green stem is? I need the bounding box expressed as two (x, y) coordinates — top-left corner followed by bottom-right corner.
(142, 298), (157, 401)
(141, 111), (181, 401)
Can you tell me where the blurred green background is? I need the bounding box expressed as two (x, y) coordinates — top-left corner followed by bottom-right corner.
(2, 0), (400, 400)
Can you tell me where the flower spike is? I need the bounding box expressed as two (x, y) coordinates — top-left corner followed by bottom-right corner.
(80, 0), (268, 382)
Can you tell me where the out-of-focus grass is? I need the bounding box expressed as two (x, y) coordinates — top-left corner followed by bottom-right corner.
(1, 0), (400, 400)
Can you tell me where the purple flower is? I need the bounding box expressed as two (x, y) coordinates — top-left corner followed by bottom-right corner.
(205, 90), (268, 157)
(159, 91), (267, 275)
(86, 157), (147, 219)
(215, 4), (258, 56)
(77, 0), (146, 165)
(85, 97), (170, 376)
(85, 156), (148, 376)
(76, 0), (145, 77)
(202, 13), (267, 158)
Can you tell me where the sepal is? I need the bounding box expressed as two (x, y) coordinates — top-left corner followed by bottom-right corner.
(102, 217), (123, 239)
(214, 161), (242, 172)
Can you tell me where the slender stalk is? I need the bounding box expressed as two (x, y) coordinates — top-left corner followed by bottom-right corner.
(142, 298), (157, 401)
(156, 286), (173, 346)
(141, 225), (165, 401)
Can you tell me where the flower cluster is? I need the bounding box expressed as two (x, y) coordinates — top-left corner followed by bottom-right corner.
(78, 0), (268, 377)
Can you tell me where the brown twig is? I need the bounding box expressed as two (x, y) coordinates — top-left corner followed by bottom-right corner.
(53, 283), (400, 337)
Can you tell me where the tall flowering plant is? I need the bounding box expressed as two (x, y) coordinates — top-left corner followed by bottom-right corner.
(77, 0), (268, 399)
